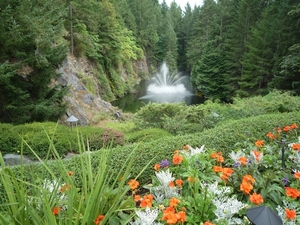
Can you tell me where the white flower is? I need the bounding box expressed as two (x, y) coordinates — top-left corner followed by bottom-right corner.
(213, 196), (247, 224)
(155, 169), (175, 187)
(189, 145), (205, 156)
(42, 179), (60, 194)
(131, 207), (163, 225)
(229, 150), (245, 162)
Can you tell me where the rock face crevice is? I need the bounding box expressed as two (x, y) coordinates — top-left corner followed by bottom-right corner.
(55, 55), (148, 126)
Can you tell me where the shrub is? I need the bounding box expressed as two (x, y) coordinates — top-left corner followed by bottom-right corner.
(134, 102), (205, 134)
(126, 128), (172, 143)
(110, 111), (300, 184)
(0, 122), (125, 159)
(1, 111), (299, 195)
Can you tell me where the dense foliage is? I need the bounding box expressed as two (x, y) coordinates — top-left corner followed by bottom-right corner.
(0, 122), (126, 159)
(1, 0), (299, 124)
(134, 91), (300, 134)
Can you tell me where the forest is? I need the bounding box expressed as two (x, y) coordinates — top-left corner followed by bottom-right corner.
(0, 0), (299, 124)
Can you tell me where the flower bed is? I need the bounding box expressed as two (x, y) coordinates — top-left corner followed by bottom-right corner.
(129, 124), (300, 224)
(0, 123), (299, 224)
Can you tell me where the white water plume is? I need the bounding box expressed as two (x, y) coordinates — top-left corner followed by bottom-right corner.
(139, 62), (194, 103)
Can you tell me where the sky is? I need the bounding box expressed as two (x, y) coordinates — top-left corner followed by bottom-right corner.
(159, 0), (203, 10)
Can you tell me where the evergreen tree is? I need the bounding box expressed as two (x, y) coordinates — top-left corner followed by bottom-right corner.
(186, 0), (218, 71)
(128, 0), (160, 67)
(154, 1), (178, 71)
(223, 0), (265, 97)
(267, 1), (300, 93)
(0, 0), (68, 124)
(190, 42), (226, 100)
(238, 6), (275, 96)
(177, 3), (193, 72)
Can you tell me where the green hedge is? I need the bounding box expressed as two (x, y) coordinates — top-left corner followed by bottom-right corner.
(1, 111), (299, 203)
(0, 122), (126, 159)
(126, 128), (172, 143)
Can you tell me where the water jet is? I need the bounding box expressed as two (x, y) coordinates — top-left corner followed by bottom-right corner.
(139, 62), (194, 103)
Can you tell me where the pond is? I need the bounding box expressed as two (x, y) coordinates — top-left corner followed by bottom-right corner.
(111, 63), (206, 113)
(111, 80), (205, 113)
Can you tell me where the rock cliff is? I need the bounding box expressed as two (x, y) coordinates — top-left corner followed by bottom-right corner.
(55, 55), (148, 126)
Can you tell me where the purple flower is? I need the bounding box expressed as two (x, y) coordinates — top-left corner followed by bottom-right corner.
(283, 177), (289, 186)
(233, 162), (241, 167)
(160, 159), (170, 168)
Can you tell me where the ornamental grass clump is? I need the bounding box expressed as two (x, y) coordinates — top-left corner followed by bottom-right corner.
(130, 123), (300, 224)
(0, 126), (153, 225)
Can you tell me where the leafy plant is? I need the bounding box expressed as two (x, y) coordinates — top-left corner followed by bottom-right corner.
(0, 127), (153, 224)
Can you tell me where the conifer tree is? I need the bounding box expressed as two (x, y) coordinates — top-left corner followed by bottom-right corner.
(177, 3), (193, 72)
(0, 0), (68, 124)
(267, 1), (300, 93)
(223, 0), (265, 97)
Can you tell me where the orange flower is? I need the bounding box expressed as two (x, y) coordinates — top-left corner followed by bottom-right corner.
(255, 140), (264, 147)
(210, 152), (224, 163)
(252, 150), (262, 161)
(128, 179), (139, 190)
(266, 132), (276, 140)
(238, 157), (248, 165)
(94, 215), (105, 225)
(294, 172), (300, 180)
(240, 181), (253, 195)
(52, 206), (61, 215)
(285, 187), (300, 199)
(169, 181), (175, 187)
(210, 152), (217, 158)
(285, 208), (296, 220)
(204, 222), (216, 225)
(216, 155), (224, 163)
(169, 197), (180, 207)
(276, 127), (282, 133)
(183, 145), (189, 150)
(249, 193), (264, 205)
(173, 154), (183, 165)
(174, 150), (180, 154)
(187, 176), (197, 183)
(284, 126), (291, 132)
(175, 179), (183, 187)
(162, 207), (177, 224)
(68, 171), (73, 176)
(140, 194), (154, 208)
(162, 206), (186, 224)
(154, 163), (160, 171)
(134, 195), (141, 202)
(242, 175), (255, 184)
(60, 184), (72, 193)
(177, 210), (186, 222)
(213, 166), (223, 172)
(220, 168), (233, 181)
(291, 123), (298, 129)
(291, 143), (300, 151)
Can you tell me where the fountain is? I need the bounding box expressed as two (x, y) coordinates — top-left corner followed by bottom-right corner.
(139, 62), (194, 103)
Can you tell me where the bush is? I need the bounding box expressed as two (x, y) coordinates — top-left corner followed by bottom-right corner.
(126, 128), (172, 143)
(134, 102), (205, 134)
(0, 111), (299, 204)
(0, 122), (126, 159)
(200, 90), (300, 126)
(110, 111), (300, 185)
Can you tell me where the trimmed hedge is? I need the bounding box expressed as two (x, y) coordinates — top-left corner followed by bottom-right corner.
(126, 128), (172, 143)
(0, 122), (125, 159)
(3, 111), (298, 194)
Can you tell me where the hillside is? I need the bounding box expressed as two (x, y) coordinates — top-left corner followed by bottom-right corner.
(55, 54), (148, 126)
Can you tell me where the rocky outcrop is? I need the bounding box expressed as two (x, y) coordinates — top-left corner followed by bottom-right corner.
(55, 56), (118, 126)
(55, 55), (148, 126)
